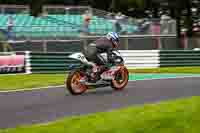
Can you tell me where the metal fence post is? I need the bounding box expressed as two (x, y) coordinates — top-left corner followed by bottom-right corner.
(81, 33), (88, 53)
(124, 38), (129, 50)
(43, 41), (47, 53)
(25, 51), (32, 74)
(180, 31), (188, 50)
(83, 39), (88, 53)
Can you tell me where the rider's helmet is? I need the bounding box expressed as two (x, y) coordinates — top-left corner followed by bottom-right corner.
(106, 32), (120, 48)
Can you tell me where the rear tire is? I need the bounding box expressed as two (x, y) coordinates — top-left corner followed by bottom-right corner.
(66, 70), (88, 95)
(111, 66), (129, 91)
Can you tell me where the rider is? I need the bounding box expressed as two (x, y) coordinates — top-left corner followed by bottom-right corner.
(83, 32), (120, 81)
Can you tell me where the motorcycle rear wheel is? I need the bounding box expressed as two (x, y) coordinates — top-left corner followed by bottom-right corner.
(66, 70), (88, 95)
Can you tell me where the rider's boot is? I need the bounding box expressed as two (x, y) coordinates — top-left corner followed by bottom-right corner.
(80, 61), (98, 83)
(90, 64), (100, 82)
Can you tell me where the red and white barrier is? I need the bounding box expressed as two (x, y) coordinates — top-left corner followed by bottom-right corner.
(0, 53), (25, 74)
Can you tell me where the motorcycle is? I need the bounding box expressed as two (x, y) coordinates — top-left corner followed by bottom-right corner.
(65, 49), (129, 95)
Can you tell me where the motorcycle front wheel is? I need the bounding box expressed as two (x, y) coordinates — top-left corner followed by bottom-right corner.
(111, 65), (129, 91)
(66, 70), (88, 95)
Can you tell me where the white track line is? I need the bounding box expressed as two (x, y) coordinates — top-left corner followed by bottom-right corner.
(1, 75), (200, 93)
(0, 85), (65, 93)
(0, 73), (28, 76)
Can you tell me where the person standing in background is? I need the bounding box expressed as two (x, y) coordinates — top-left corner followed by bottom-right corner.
(7, 15), (14, 42)
(1, 15), (14, 52)
(109, 13), (118, 33)
(115, 12), (124, 33)
(160, 14), (171, 34)
(0, 28), (13, 52)
(82, 10), (92, 34)
(81, 10), (92, 54)
(109, 12), (124, 34)
(150, 19), (162, 49)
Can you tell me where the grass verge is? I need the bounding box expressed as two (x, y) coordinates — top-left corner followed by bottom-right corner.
(1, 96), (200, 133)
(0, 74), (65, 91)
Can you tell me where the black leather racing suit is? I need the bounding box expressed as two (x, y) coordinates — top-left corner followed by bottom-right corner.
(84, 37), (114, 66)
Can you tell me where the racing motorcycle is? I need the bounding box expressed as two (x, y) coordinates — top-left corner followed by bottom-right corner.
(65, 49), (129, 95)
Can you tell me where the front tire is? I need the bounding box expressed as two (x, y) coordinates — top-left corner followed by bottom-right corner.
(66, 70), (88, 95)
(111, 66), (129, 91)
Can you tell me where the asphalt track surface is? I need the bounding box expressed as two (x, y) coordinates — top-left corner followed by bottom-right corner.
(1, 77), (200, 129)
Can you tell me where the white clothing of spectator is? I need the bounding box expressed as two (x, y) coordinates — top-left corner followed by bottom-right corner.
(114, 12), (125, 33)
(160, 14), (171, 34)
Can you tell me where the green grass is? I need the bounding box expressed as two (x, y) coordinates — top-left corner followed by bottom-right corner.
(1, 96), (200, 133)
(1, 67), (200, 91)
(0, 74), (66, 91)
